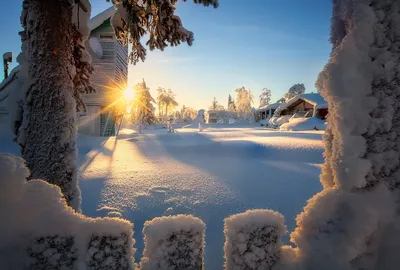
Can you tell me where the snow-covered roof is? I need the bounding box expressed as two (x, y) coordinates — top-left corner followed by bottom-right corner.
(257, 102), (280, 112)
(0, 66), (20, 102)
(275, 93), (328, 116)
(88, 6), (116, 31)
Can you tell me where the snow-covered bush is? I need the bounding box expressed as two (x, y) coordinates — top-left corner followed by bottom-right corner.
(140, 215), (205, 270)
(0, 154), (135, 270)
(224, 209), (286, 270)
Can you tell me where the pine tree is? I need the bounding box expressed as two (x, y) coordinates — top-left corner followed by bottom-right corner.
(17, 0), (218, 210)
(134, 79), (158, 124)
(228, 94), (233, 109)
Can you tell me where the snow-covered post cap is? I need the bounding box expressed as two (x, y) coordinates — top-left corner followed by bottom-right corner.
(224, 209), (286, 270)
(140, 214), (205, 270)
(3, 52), (12, 61)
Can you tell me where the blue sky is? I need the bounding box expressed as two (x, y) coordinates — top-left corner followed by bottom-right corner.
(1, 0), (332, 109)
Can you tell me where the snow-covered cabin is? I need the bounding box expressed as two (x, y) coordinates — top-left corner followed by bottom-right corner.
(79, 7), (128, 136)
(256, 102), (280, 125)
(207, 110), (218, 123)
(274, 93), (328, 120)
(0, 7), (128, 137)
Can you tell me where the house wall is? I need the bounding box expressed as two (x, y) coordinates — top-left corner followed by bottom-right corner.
(281, 100), (314, 115)
(81, 18), (128, 136)
(78, 105), (101, 136)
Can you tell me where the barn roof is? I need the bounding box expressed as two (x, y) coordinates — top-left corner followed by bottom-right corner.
(275, 93), (328, 116)
(88, 6), (116, 31)
(0, 66), (20, 102)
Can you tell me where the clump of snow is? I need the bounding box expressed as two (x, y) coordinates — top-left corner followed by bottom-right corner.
(268, 115), (291, 128)
(291, 185), (395, 269)
(88, 37), (103, 58)
(224, 209), (286, 270)
(280, 117), (326, 131)
(72, 0), (92, 40)
(140, 214), (205, 270)
(192, 109), (205, 125)
(0, 154), (135, 269)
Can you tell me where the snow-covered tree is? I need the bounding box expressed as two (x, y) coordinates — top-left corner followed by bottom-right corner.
(259, 88), (272, 107)
(235, 87), (254, 118)
(133, 79), (157, 124)
(209, 97), (224, 111)
(228, 94), (236, 112)
(16, 0), (218, 210)
(277, 97), (286, 104)
(288, 0), (400, 268)
(181, 105), (197, 120)
(17, 0), (95, 210)
(284, 83), (305, 101)
(156, 87), (178, 117)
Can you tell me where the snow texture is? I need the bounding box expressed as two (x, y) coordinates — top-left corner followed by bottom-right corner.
(224, 209), (285, 270)
(0, 154), (136, 270)
(140, 215), (205, 270)
(18, 0), (82, 210)
(268, 115), (292, 128)
(286, 0), (400, 269)
(280, 117), (326, 131)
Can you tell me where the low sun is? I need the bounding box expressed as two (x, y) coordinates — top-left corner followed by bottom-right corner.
(123, 88), (135, 102)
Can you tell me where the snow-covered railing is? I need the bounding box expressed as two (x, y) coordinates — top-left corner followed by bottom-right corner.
(224, 209), (286, 270)
(1, 154), (299, 269)
(140, 215), (205, 270)
(0, 154), (135, 270)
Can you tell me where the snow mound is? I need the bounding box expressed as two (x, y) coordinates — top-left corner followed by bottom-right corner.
(141, 214), (205, 270)
(280, 117), (326, 131)
(268, 115), (291, 128)
(0, 154), (135, 269)
(88, 37), (103, 58)
(224, 209), (286, 270)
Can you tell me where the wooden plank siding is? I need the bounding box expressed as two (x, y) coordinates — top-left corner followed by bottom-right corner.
(83, 19), (128, 108)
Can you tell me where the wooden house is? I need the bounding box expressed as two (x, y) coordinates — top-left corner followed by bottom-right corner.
(274, 93), (328, 120)
(78, 7), (128, 136)
(0, 7), (128, 137)
(256, 102), (280, 125)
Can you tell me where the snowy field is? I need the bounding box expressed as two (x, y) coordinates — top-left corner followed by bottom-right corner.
(0, 123), (324, 269)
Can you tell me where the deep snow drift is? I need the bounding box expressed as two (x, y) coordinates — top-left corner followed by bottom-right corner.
(0, 123), (324, 269)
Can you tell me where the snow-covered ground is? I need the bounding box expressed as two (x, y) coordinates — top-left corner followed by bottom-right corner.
(0, 123), (324, 269)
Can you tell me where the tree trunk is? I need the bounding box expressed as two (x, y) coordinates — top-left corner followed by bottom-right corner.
(19, 0), (80, 210)
(291, 0), (400, 268)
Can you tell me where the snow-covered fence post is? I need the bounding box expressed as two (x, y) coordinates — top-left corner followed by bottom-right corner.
(140, 215), (205, 270)
(0, 154), (136, 270)
(84, 219), (136, 270)
(224, 209), (286, 270)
